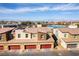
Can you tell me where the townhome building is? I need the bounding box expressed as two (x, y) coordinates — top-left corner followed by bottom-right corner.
(0, 28), (14, 50)
(0, 27), (54, 52)
(12, 27), (54, 52)
(54, 28), (79, 49)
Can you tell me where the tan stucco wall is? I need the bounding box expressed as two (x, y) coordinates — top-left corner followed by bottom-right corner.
(14, 30), (51, 40)
(38, 33), (46, 40)
(54, 29), (79, 39)
(48, 32), (52, 36)
(53, 29), (79, 49)
(53, 29), (65, 43)
(31, 33), (38, 39)
(60, 39), (67, 48)
(1, 33), (7, 41)
(14, 30), (38, 40)
(15, 30), (31, 39)
(68, 34), (79, 39)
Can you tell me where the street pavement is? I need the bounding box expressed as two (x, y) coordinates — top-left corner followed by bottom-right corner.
(0, 49), (79, 56)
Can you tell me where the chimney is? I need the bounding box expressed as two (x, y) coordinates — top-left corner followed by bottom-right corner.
(37, 24), (42, 27)
(1, 25), (4, 28)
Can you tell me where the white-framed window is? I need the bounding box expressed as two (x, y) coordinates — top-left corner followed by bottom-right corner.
(31, 34), (36, 38)
(32, 34), (36, 37)
(74, 35), (77, 38)
(41, 34), (45, 39)
(64, 33), (67, 38)
(0, 34), (2, 40)
(18, 34), (21, 38)
(25, 34), (28, 38)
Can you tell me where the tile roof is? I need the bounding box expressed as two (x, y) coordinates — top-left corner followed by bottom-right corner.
(62, 38), (79, 43)
(0, 28), (14, 34)
(0, 37), (54, 44)
(58, 28), (79, 35)
(24, 27), (52, 33)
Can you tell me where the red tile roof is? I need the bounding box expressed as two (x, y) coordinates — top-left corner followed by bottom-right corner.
(0, 37), (54, 44)
(0, 28), (14, 34)
(24, 27), (52, 33)
(62, 38), (79, 43)
(58, 28), (79, 35)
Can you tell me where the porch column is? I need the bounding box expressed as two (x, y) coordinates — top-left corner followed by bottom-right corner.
(20, 44), (25, 53)
(50, 43), (54, 51)
(37, 43), (40, 51)
(4, 44), (8, 51)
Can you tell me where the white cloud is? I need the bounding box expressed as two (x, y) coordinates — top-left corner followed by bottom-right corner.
(0, 6), (50, 14)
(52, 4), (79, 11)
(0, 4), (79, 14)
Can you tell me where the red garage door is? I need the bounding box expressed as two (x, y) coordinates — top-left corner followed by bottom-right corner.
(0, 46), (4, 50)
(8, 45), (20, 50)
(40, 44), (51, 49)
(25, 45), (36, 49)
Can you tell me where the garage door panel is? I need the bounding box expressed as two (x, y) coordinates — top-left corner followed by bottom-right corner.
(40, 44), (51, 49)
(67, 44), (77, 48)
(0, 46), (4, 50)
(9, 45), (20, 50)
(25, 45), (36, 49)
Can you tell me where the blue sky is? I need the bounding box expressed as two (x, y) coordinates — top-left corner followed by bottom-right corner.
(0, 3), (79, 21)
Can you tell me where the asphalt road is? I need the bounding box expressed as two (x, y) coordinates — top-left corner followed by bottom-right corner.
(0, 50), (79, 56)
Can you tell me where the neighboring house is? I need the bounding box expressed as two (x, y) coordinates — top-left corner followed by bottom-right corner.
(0, 28), (14, 50)
(0, 28), (14, 41)
(54, 28), (79, 49)
(68, 24), (78, 28)
(0, 27), (54, 52)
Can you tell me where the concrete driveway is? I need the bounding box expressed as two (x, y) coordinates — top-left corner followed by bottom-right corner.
(0, 50), (79, 56)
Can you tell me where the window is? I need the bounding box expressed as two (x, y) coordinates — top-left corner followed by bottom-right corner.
(0, 35), (2, 40)
(18, 34), (21, 38)
(64, 33), (66, 37)
(31, 34), (36, 38)
(31, 34), (32, 38)
(25, 34), (28, 38)
(32, 34), (36, 37)
(74, 35), (77, 38)
(41, 34), (45, 38)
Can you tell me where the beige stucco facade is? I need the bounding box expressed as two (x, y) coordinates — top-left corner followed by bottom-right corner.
(14, 29), (52, 40)
(0, 27), (54, 52)
(0, 41), (54, 52)
(54, 28), (79, 49)
(54, 29), (79, 41)
(0, 29), (53, 52)
(14, 30), (34, 39)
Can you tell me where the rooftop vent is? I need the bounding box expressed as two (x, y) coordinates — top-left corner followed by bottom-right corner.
(68, 24), (78, 28)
